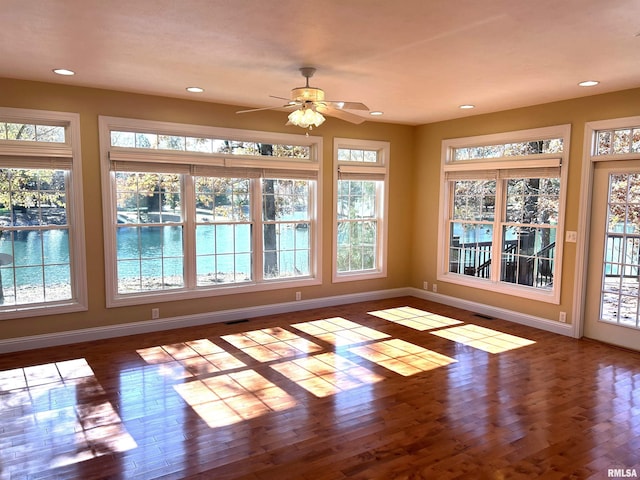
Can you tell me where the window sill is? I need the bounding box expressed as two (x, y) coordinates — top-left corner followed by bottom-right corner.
(107, 277), (322, 308)
(0, 301), (88, 320)
(437, 271), (560, 304)
(332, 270), (386, 283)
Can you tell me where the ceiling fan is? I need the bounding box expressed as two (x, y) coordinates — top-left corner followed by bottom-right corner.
(236, 67), (369, 130)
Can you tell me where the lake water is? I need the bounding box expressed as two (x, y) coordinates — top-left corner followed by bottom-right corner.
(0, 223), (310, 289)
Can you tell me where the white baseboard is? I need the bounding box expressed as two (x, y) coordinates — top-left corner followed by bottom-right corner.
(408, 288), (575, 337)
(0, 288), (412, 354)
(0, 287), (574, 354)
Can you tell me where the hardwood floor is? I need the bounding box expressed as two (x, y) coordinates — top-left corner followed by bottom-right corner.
(1, 297), (639, 479)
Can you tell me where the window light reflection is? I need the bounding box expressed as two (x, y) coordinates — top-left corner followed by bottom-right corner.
(222, 327), (323, 361)
(369, 306), (463, 331)
(137, 338), (248, 377)
(431, 324), (535, 353)
(292, 317), (390, 346)
(0, 359), (137, 474)
(350, 339), (457, 376)
(173, 370), (297, 428)
(270, 352), (384, 397)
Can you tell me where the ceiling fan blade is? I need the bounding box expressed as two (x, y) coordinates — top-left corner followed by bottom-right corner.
(325, 101), (369, 111)
(236, 103), (296, 114)
(317, 105), (367, 124)
(269, 95), (299, 104)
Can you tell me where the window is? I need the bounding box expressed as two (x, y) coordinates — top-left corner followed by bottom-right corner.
(0, 108), (87, 317)
(333, 139), (389, 282)
(100, 117), (321, 306)
(438, 125), (570, 303)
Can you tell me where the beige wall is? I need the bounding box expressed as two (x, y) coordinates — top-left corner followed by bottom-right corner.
(0, 77), (414, 340)
(412, 87), (640, 325)
(3, 76), (640, 342)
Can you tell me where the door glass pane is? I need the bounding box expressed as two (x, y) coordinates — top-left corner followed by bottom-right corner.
(601, 172), (640, 329)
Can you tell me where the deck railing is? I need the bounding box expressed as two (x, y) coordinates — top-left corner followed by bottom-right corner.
(450, 236), (555, 288)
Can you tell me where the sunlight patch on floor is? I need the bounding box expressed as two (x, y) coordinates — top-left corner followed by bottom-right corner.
(270, 352), (384, 397)
(173, 370), (297, 428)
(222, 327), (323, 361)
(368, 306), (464, 331)
(292, 317), (390, 346)
(138, 338), (250, 378)
(430, 324), (535, 353)
(0, 359), (137, 473)
(349, 338), (457, 376)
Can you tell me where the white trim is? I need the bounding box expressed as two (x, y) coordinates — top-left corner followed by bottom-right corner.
(574, 115), (640, 339)
(0, 288), (409, 353)
(409, 288), (574, 336)
(100, 116), (323, 307)
(444, 124), (570, 153)
(332, 138), (390, 282)
(437, 124), (571, 304)
(0, 287), (576, 353)
(443, 156), (561, 172)
(0, 108), (87, 318)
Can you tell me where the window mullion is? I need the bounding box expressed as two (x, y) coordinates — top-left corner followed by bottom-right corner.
(491, 178), (506, 282)
(253, 178), (264, 283)
(183, 175), (196, 289)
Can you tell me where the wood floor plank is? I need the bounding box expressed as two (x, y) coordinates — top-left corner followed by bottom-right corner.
(0, 297), (639, 479)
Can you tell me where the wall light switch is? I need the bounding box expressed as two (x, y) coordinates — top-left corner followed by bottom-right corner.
(565, 231), (577, 243)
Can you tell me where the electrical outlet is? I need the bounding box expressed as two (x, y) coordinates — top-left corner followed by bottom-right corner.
(432, 284), (437, 293)
(559, 311), (567, 323)
(423, 281), (428, 290)
(295, 291), (301, 301)
(152, 308), (160, 319)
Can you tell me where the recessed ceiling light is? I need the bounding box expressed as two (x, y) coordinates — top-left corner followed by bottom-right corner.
(578, 80), (599, 87)
(186, 86), (204, 93)
(52, 68), (75, 76)
(459, 104), (475, 109)
(369, 111), (383, 116)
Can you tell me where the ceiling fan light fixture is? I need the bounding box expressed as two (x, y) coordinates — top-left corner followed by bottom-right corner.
(288, 107), (325, 130)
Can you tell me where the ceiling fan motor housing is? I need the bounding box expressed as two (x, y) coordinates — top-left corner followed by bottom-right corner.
(291, 87), (325, 103)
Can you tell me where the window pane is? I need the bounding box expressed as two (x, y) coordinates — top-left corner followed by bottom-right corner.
(262, 179), (311, 280)
(337, 180), (378, 220)
(186, 137), (212, 153)
(448, 222), (493, 278)
(135, 133), (158, 149)
(0, 228), (72, 305)
(196, 177), (250, 222)
(506, 178), (559, 225)
(116, 225), (184, 293)
(613, 129), (631, 154)
(501, 226), (555, 289)
(115, 172), (181, 224)
(0, 169), (67, 227)
(337, 178), (380, 274)
(597, 131), (612, 155)
(454, 138), (563, 160)
(195, 176), (253, 286)
(337, 220), (377, 273)
(452, 180), (495, 222)
(338, 148), (379, 163)
(0, 166), (73, 306)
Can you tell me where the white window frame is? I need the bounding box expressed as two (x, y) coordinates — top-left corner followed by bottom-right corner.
(333, 138), (389, 283)
(99, 116), (322, 307)
(0, 107), (87, 318)
(437, 124), (571, 304)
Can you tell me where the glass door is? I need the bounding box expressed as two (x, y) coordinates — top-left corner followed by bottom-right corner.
(584, 161), (640, 350)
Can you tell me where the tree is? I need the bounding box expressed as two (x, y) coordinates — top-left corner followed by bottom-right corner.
(261, 144), (278, 277)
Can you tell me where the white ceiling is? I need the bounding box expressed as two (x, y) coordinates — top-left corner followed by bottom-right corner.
(1, 0), (639, 125)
